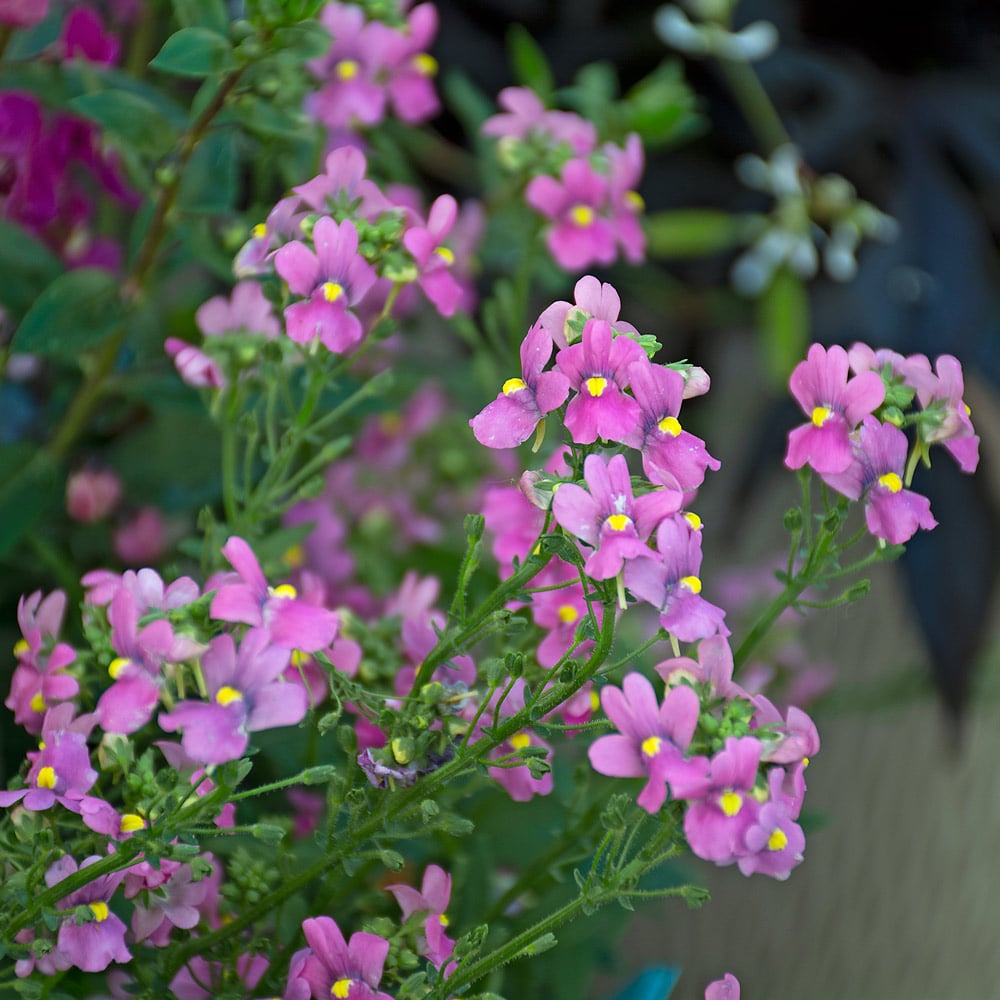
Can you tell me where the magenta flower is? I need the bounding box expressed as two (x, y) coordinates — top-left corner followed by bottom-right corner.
(129, 860), (206, 944)
(785, 343), (885, 474)
(736, 768), (806, 879)
(624, 360), (721, 495)
(604, 133), (646, 263)
(293, 146), (392, 219)
(59, 5), (121, 65)
(0, 704), (97, 813)
(46, 854), (131, 973)
(481, 482), (546, 576)
(527, 157), (617, 271)
(821, 415), (936, 544)
(912, 353), (980, 472)
(275, 216), (377, 353)
(552, 453), (681, 580)
(65, 467), (121, 521)
(555, 318), (646, 444)
(681, 736), (763, 864)
(170, 955), (269, 999)
(705, 973), (741, 1000)
(403, 193), (462, 316)
(210, 536), (338, 652)
(624, 516), (728, 643)
(5, 589), (78, 734)
(482, 86), (597, 155)
(234, 195), (305, 276)
(537, 274), (639, 350)
(529, 560), (599, 667)
(378, 3), (441, 125)
(482, 680), (554, 802)
(298, 916), (394, 1000)
(471, 323), (571, 449)
(159, 628), (307, 765)
(387, 864), (456, 970)
(0, 0), (49, 27)
(654, 634), (746, 701)
(588, 673), (702, 813)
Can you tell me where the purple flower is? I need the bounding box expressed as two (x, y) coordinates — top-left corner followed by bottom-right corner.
(624, 360), (721, 495)
(299, 916), (394, 1000)
(471, 323), (571, 449)
(537, 274), (639, 350)
(6, 589), (78, 734)
(129, 860), (206, 944)
(705, 973), (741, 1000)
(159, 628), (306, 764)
(555, 318), (646, 444)
(293, 146), (392, 219)
(588, 673), (701, 814)
(681, 736), (763, 864)
(46, 855), (131, 973)
(912, 354), (980, 472)
(378, 3), (441, 125)
(654, 634), (746, 701)
(170, 955), (269, 999)
(736, 767), (806, 880)
(275, 216), (377, 353)
(529, 560), (599, 667)
(821, 415), (937, 544)
(482, 86), (597, 155)
(481, 680), (554, 802)
(210, 536), (339, 652)
(0, 0), (49, 27)
(403, 193), (462, 316)
(234, 195), (305, 276)
(59, 5), (121, 65)
(624, 516), (728, 643)
(785, 343), (885, 474)
(604, 134), (646, 263)
(387, 864), (456, 970)
(527, 157), (617, 271)
(552, 453), (681, 580)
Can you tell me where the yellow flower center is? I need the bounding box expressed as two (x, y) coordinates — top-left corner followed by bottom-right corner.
(108, 657), (129, 680)
(322, 281), (344, 302)
(719, 790), (742, 817)
(569, 204), (595, 227)
(811, 405), (832, 427)
(435, 245), (454, 264)
(291, 649), (309, 668)
(413, 53), (438, 76)
(767, 828), (789, 852)
(271, 583), (298, 600)
(13, 638), (29, 657)
(625, 190), (645, 212)
(585, 376), (608, 397)
(641, 736), (662, 757)
(335, 60), (359, 80)
(284, 543), (306, 568)
(589, 689), (601, 711)
(331, 979), (353, 998)
(557, 605), (579, 624)
(657, 415), (682, 437)
(251, 222), (268, 240)
(120, 813), (146, 833)
(877, 472), (902, 493)
(89, 902), (110, 923)
(680, 575), (702, 594)
(502, 377), (527, 396)
(605, 514), (631, 532)
(510, 732), (532, 751)
(215, 686), (244, 706)
(683, 511), (703, 531)
(36, 766), (57, 790)
(30, 692), (46, 713)
(439, 913), (450, 927)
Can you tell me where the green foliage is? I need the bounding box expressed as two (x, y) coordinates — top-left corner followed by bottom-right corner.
(0, 221), (64, 321)
(150, 27), (237, 78)
(70, 89), (180, 158)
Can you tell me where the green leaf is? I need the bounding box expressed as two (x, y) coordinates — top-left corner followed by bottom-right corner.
(12, 268), (123, 358)
(507, 23), (554, 100)
(178, 131), (237, 212)
(171, 0), (229, 34)
(272, 20), (332, 60)
(646, 209), (753, 258)
(756, 265), (810, 388)
(70, 89), (179, 158)
(622, 61), (702, 148)
(0, 221), (64, 320)
(229, 92), (312, 139)
(0, 446), (60, 558)
(150, 27), (236, 78)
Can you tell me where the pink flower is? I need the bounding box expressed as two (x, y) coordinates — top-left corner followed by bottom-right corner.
(113, 506), (166, 564)
(297, 916), (394, 1000)
(387, 864), (456, 970)
(537, 274), (639, 350)
(403, 193), (462, 316)
(65, 467), (121, 521)
(482, 86), (597, 155)
(705, 973), (741, 999)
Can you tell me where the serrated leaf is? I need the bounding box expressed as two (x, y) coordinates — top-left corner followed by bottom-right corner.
(507, 23), (554, 100)
(70, 89), (178, 158)
(150, 27), (235, 78)
(171, 0), (229, 33)
(756, 265), (810, 388)
(12, 268), (123, 357)
(0, 220), (64, 320)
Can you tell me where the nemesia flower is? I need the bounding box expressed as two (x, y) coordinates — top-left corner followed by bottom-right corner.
(751, 695), (820, 767)
(588, 673), (702, 814)
(387, 864), (455, 970)
(654, 634), (746, 701)
(552, 453), (681, 580)
(297, 916), (394, 1000)
(624, 516), (728, 642)
(529, 559), (598, 667)
(378, 3), (441, 124)
(0, 0), (48, 27)
(482, 679), (553, 801)
(705, 973), (741, 999)
(555, 318), (646, 444)
(210, 536), (339, 652)
(113, 506), (166, 564)
(294, 146), (392, 219)
(736, 767), (806, 880)
(471, 323), (571, 449)
(526, 158), (617, 271)
(624, 360), (720, 496)
(234, 195), (304, 276)
(275, 216), (377, 353)
(65, 467), (121, 521)
(785, 343), (885, 474)
(403, 193), (462, 316)
(821, 415), (936, 545)
(604, 133), (646, 263)
(482, 86), (597, 156)
(59, 5), (121, 65)
(159, 628), (306, 765)
(5, 589), (78, 734)
(537, 274), (639, 350)
(45, 855), (131, 973)
(481, 481), (546, 576)
(910, 353), (980, 472)
(128, 860), (206, 945)
(170, 954), (269, 999)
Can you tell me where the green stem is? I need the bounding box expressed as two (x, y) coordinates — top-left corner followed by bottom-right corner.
(715, 56), (792, 156)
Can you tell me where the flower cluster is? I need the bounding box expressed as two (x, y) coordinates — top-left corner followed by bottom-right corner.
(483, 88), (647, 271)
